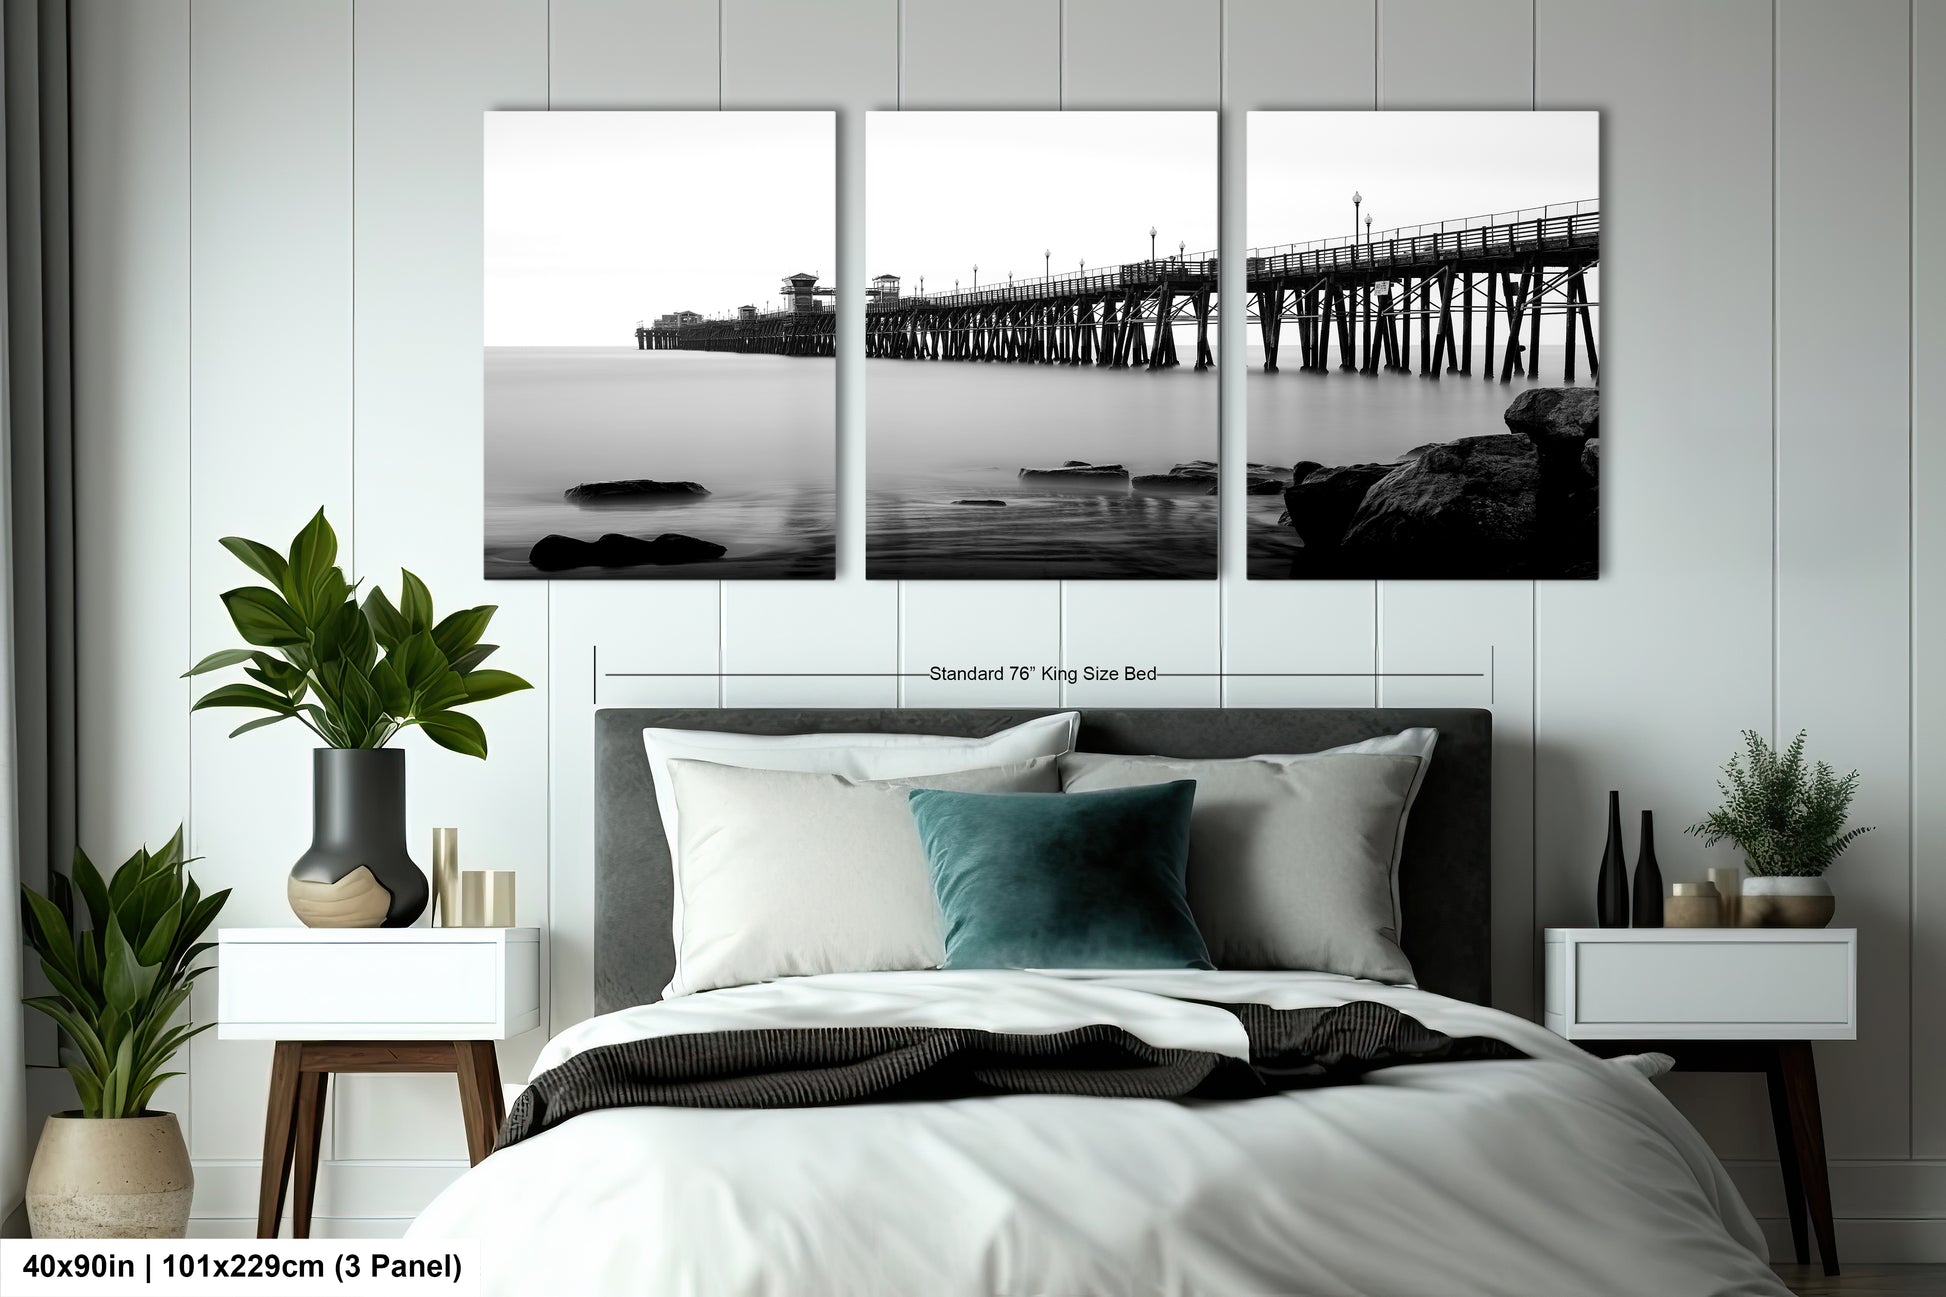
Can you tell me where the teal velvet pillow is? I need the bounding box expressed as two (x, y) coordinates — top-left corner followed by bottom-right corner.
(907, 780), (1212, 971)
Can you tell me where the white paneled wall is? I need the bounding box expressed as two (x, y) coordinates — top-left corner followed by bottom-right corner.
(58, 0), (1940, 1256)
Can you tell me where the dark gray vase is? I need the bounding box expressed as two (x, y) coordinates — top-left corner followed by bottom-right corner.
(287, 748), (428, 928)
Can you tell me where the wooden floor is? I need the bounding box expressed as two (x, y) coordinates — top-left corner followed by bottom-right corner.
(1776, 1264), (1946, 1294)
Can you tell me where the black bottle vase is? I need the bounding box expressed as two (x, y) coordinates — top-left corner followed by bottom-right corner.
(1632, 810), (1665, 928)
(1596, 791), (1629, 928)
(287, 748), (428, 928)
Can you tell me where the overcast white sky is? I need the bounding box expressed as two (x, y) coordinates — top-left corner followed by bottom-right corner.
(867, 112), (1216, 294)
(1248, 111), (1598, 246)
(485, 111), (833, 346)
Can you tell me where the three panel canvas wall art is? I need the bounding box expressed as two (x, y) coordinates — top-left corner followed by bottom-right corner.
(483, 109), (1599, 582)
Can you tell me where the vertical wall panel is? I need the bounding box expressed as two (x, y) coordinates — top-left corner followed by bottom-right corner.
(1915, 0), (1946, 1160)
(549, 0), (719, 107)
(345, 0), (548, 1163)
(901, 0), (1059, 108)
(1535, 0), (1777, 1159)
(718, 1), (896, 699)
(892, 0), (1063, 707)
(544, 0), (725, 1032)
(1775, 0), (1911, 1161)
(182, 0), (355, 1175)
(1059, 0), (1221, 699)
(1373, 3), (1537, 1018)
(1222, 1), (1378, 708)
(1065, 0), (1219, 108)
(69, 0), (193, 1135)
(71, 1), (193, 863)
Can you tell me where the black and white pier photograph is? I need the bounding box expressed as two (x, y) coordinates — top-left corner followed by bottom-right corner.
(865, 111), (1218, 580)
(484, 111), (835, 579)
(1246, 111), (1600, 580)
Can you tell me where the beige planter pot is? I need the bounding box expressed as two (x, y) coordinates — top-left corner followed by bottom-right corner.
(25, 1112), (194, 1239)
(1737, 875), (1837, 929)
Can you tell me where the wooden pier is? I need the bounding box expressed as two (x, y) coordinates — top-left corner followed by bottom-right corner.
(1249, 204), (1599, 382)
(631, 203), (1597, 382)
(863, 258), (1219, 372)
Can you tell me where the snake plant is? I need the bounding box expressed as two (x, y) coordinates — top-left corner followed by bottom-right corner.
(19, 829), (228, 1118)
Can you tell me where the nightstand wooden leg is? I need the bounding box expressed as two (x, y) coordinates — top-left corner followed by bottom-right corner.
(454, 1041), (505, 1166)
(1779, 1041), (1838, 1277)
(291, 1069), (330, 1239)
(1765, 1051), (1810, 1264)
(257, 1041), (303, 1239)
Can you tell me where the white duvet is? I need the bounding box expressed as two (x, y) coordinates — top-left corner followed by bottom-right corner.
(410, 970), (1786, 1297)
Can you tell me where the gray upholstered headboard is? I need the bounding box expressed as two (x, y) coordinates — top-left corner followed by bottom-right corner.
(595, 708), (1492, 1012)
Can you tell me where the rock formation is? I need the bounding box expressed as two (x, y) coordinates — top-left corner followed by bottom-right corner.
(529, 532), (727, 571)
(565, 479), (711, 502)
(1274, 386), (1599, 578)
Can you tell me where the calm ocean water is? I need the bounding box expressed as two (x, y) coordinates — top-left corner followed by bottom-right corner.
(485, 347), (835, 579)
(487, 341), (1591, 581)
(867, 348), (1219, 579)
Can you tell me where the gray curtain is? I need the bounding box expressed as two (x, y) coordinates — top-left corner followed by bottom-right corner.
(1, 0), (78, 1230)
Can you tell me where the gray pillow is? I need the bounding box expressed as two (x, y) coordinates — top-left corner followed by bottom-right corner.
(663, 755), (1061, 995)
(1058, 750), (1424, 983)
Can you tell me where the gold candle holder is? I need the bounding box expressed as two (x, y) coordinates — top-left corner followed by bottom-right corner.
(431, 828), (460, 928)
(459, 869), (516, 928)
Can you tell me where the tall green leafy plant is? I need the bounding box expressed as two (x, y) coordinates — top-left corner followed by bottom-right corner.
(184, 510), (530, 757)
(1686, 730), (1874, 877)
(19, 830), (227, 1118)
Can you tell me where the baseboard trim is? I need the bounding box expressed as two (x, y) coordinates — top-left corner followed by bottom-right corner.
(1758, 1217), (1946, 1264)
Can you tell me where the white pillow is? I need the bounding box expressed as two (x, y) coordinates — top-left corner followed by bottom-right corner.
(1060, 750), (1426, 983)
(642, 712), (1080, 985)
(663, 756), (1062, 996)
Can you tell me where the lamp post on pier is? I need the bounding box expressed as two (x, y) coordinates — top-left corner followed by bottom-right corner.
(1149, 226), (1157, 261)
(973, 263), (978, 288)
(1044, 248), (1050, 279)
(1178, 240), (1185, 263)
(1364, 213), (1372, 255)
(1352, 191), (1362, 263)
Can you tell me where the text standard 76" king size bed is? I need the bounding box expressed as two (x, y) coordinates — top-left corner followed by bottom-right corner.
(409, 708), (1785, 1297)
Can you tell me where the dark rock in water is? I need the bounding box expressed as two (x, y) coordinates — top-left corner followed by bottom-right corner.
(1397, 443), (1442, 462)
(1282, 462), (1399, 549)
(1580, 438), (1599, 484)
(1505, 388), (1600, 567)
(528, 531), (726, 571)
(1245, 475), (1286, 495)
(1503, 387), (1599, 450)
(1020, 463), (1130, 483)
(1337, 435), (1541, 577)
(1061, 460), (1092, 467)
(1135, 468), (1217, 493)
(529, 534), (596, 572)
(565, 478), (711, 502)
(1290, 460), (1325, 487)
(952, 498), (1007, 507)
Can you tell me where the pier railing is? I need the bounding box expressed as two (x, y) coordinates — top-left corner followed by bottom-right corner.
(1247, 208), (1599, 281)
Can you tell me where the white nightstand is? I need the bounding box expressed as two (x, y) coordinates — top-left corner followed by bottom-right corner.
(1544, 927), (1856, 1277)
(217, 927), (542, 1240)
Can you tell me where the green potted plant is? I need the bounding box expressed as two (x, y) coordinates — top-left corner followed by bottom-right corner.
(184, 510), (531, 927)
(19, 829), (226, 1237)
(1686, 730), (1872, 928)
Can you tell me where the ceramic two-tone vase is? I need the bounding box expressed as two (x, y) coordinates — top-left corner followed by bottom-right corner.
(288, 748), (428, 928)
(25, 1112), (193, 1239)
(1737, 875), (1836, 929)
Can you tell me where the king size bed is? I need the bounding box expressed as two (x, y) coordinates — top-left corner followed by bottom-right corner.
(409, 708), (1786, 1297)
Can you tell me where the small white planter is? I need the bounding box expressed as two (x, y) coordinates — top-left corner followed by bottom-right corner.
(25, 1112), (194, 1239)
(1737, 875), (1836, 929)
